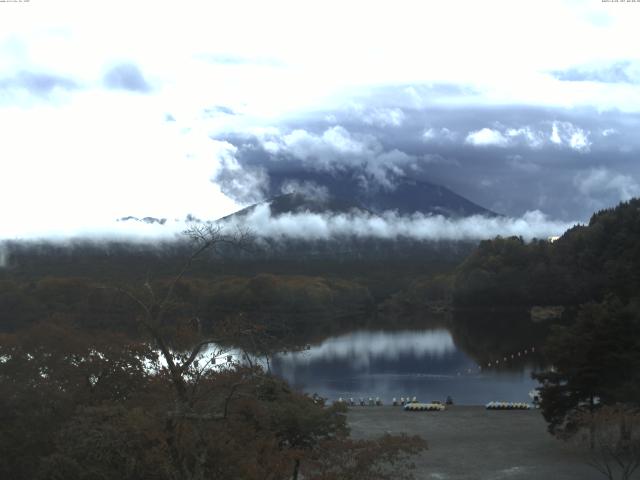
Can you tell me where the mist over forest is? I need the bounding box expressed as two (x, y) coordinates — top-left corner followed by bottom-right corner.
(3, 1), (640, 479)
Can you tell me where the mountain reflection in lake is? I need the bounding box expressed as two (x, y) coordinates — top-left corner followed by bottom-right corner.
(270, 329), (539, 405)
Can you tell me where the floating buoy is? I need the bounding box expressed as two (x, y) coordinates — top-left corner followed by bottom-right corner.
(404, 402), (445, 412)
(485, 401), (531, 410)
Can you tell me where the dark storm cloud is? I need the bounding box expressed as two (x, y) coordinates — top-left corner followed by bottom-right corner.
(551, 61), (639, 84)
(103, 63), (151, 93)
(212, 86), (640, 221)
(0, 70), (78, 95)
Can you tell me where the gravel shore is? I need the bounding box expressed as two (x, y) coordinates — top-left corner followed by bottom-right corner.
(347, 406), (605, 480)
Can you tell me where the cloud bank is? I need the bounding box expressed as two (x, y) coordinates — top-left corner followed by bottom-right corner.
(217, 102), (640, 221)
(103, 63), (152, 93)
(0, 71), (78, 96)
(223, 204), (576, 242)
(1, 1), (639, 240)
(552, 61), (640, 85)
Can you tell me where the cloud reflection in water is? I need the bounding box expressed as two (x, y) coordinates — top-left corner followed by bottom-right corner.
(270, 328), (539, 404)
(275, 329), (456, 370)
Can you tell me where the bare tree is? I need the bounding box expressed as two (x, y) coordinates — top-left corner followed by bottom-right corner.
(113, 223), (254, 480)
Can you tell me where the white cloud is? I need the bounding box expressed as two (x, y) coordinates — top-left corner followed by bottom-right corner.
(258, 126), (417, 190)
(422, 127), (457, 143)
(574, 167), (640, 202)
(0, 0), (638, 238)
(224, 204), (575, 242)
(0, 92), (241, 239)
(550, 123), (562, 144)
(569, 130), (590, 152)
(464, 122), (592, 152)
(505, 127), (545, 148)
(267, 126), (368, 162)
(550, 121), (592, 152)
(422, 128), (437, 141)
(1, 0), (640, 113)
(465, 128), (509, 147)
(280, 179), (329, 201)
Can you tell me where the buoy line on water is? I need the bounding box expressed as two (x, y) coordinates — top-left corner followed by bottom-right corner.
(485, 401), (531, 410)
(450, 344), (540, 377)
(404, 402), (446, 412)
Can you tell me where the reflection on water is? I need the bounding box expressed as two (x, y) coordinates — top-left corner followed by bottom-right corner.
(270, 328), (541, 405)
(277, 329), (455, 368)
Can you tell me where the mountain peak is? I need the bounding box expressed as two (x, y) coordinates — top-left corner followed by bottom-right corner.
(267, 172), (497, 218)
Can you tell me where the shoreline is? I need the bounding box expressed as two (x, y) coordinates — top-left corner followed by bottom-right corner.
(346, 406), (601, 480)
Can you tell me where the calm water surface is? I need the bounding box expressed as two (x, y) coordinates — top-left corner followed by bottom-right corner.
(270, 328), (541, 405)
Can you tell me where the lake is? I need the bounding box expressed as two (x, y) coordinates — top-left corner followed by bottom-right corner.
(269, 327), (543, 405)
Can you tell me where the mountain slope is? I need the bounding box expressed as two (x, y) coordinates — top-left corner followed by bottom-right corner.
(453, 198), (640, 307)
(230, 171), (497, 219)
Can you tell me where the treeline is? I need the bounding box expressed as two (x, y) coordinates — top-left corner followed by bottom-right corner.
(453, 198), (640, 308)
(0, 274), (374, 344)
(0, 236), (473, 302)
(1, 237), (473, 278)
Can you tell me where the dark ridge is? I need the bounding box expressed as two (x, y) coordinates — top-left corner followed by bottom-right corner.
(220, 192), (371, 221)
(267, 171), (498, 217)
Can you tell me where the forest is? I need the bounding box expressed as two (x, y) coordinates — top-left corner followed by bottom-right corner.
(2, 200), (640, 478)
(451, 200), (640, 477)
(0, 225), (431, 480)
(453, 198), (640, 308)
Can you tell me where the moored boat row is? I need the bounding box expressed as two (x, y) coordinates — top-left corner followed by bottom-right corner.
(404, 402), (446, 411)
(485, 401), (531, 410)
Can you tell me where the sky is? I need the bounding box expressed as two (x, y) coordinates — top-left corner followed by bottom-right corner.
(1, 0), (640, 240)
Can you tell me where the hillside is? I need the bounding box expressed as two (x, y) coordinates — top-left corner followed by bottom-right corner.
(452, 198), (640, 307)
